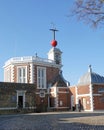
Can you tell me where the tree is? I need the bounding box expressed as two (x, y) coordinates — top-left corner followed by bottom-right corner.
(72, 0), (104, 27)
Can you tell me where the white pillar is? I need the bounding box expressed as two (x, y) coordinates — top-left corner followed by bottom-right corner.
(76, 85), (78, 111)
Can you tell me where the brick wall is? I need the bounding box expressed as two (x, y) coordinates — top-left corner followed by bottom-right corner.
(0, 82), (36, 109)
(93, 84), (104, 110)
(69, 86), (76, 107)
(77, 85), (90, 94)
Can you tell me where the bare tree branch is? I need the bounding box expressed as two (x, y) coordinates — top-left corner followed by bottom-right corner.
(72, 0), (104, 27)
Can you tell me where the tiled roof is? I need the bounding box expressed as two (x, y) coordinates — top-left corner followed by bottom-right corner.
(78, 65), (104, 85)
(51, 71), (70, 87)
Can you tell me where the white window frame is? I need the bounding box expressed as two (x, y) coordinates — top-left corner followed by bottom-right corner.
(16, 90), (26, 108)
(17, 66), (27, 83)
(37, 66), (46, 89)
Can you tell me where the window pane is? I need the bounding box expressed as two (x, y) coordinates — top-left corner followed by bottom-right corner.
(42, 78), (44, 88)
(19, 68), (21, 77)
(37, 67), (46, 89)
(18, 67), (26, 83)
(38, 69), (40, 77)
(42, 69), (44, 77)
(23, 68), (25, 77)
(38, 78), (40, 88)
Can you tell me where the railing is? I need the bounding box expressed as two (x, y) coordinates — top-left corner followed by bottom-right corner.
(4, 56), (55, 66)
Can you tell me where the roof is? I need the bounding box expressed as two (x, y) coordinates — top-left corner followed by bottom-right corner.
(51, 71), (70, 87)
(78, 65), (104, 85)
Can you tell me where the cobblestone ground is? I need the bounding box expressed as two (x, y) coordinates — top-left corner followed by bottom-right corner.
(0, 112), (104, 130)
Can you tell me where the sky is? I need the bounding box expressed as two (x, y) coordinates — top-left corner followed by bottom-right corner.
(0, 0), (104, 85)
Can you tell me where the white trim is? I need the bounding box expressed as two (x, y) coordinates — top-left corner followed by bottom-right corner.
(16, 90), (26, 108)
(0, 107), (36, 110)
(93, 94), (102, 96)
(49, 107), (69, 109)
(77, 94), (90, 97)
(4, 56), (62, 69)
(4, 67), (11, 82)
(71, 95), (74, 109)
(84, 109), (93, 112)
(11, 65), (14, 82)
(90, 84), (94, 111)
(17, 66), (27, 83)
(58, 91), (69, 94)
(0, 107), (17, 110)
(30, 63), (34, 83)
(37, 66), (46, 89)
(76, 86), (78, 111)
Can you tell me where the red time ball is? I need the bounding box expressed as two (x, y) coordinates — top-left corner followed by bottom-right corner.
(51, 40), (57, 47)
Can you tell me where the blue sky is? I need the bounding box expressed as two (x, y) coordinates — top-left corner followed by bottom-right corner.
(0, 0), (104, 85)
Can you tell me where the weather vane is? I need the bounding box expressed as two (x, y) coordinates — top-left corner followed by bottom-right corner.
(50, 28), (58, 40)
(50, 23), (58, 47)
(50, 23), (58, 40)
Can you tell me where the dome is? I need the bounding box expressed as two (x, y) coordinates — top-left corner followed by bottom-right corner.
(78, 65), (104, 85)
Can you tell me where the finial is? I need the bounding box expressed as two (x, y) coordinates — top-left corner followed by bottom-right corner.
(35, 53), (37, 57)
(50, 28), (58, 40)
(50, 27), (58, 47)
(88, 65), (92, 73)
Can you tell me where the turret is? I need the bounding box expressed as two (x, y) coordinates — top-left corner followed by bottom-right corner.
(48, 28), (62, 66)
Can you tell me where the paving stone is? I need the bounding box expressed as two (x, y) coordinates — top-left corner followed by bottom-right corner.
(0, 112), (104, 130)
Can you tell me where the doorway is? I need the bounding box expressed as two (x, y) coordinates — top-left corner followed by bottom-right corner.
(18, 96), (23, 108)
(82, 98), (86, 110)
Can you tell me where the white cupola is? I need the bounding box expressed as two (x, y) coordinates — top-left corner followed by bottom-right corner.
(48, 28), (62, 65)
(48, 47), (62, 65)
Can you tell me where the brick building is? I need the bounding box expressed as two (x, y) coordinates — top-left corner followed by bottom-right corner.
(1, 29), (104, 112)
(2, 32), (70, 112)
(70, 65), (104, 112)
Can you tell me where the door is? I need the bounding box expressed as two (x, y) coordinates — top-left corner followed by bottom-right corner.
(82, 98), (86, 110)
(71, 95), (75, 110)
(18, 96), (23, 108)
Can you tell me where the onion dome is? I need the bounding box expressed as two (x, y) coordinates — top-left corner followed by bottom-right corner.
(78, 65), (104, 85)
(51, 40), (57, 47)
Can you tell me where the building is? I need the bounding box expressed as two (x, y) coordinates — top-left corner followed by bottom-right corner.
(2, 29), (104, 112)
(2, 29), (70, 112)
(0, 82), (36, 113)
(70, 65), (104, 111)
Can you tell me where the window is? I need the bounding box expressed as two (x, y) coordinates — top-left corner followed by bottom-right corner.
(55, 53), (60, 64)
(37, 67), (46, 89)
(98, 88), (104, 93)
(17, 67), (27, 83)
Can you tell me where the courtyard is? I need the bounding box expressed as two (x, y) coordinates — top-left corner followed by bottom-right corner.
(0, 111), (104, 130)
